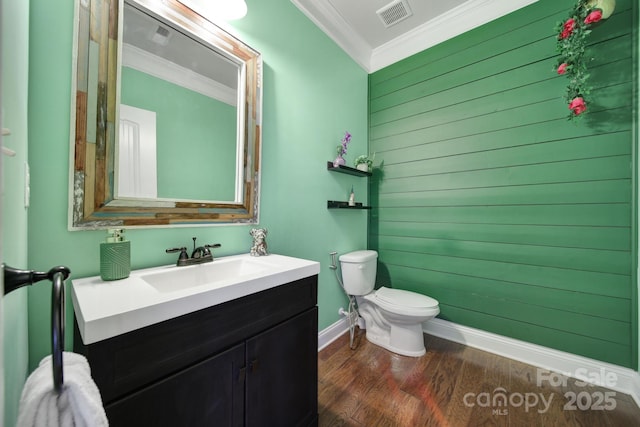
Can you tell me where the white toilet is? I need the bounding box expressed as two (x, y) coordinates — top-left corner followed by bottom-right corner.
(339, 250), (440, 357)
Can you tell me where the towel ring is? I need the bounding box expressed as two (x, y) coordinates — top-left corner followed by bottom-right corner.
(3, 264), (70, 392)
(51, 268), (66, 392)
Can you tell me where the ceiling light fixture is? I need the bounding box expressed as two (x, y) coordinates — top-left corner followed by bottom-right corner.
(178, 0), (248, 21)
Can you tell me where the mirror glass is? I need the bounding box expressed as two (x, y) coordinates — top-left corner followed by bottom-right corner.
(69, 0), (262, 228)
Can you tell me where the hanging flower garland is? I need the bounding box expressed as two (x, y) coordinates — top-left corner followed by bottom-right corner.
(555, 0), (615, 120)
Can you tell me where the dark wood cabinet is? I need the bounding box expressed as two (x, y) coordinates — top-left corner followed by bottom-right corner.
(74, 275), (318, 427)
(107, 343), (245, 426)
(246, 309), (318, 427)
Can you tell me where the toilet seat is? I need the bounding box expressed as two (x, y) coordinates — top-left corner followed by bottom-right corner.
(368, 287), (439, 317)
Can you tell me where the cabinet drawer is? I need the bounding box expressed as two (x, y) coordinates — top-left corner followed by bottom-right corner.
(75, 275), (317, 403)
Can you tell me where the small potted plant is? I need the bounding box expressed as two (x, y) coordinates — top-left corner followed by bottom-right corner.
(354, 153), (375, 172)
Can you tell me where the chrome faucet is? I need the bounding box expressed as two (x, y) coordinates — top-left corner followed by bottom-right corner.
(166, 237), (222, 266)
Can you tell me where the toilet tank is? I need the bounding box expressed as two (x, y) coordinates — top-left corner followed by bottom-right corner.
(339, 250), (378, 295)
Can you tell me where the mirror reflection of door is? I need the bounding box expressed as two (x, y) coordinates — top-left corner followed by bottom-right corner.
(70, 0), (262, 227)
(120, 1), (240, 203)
(117, 104), (158, 199)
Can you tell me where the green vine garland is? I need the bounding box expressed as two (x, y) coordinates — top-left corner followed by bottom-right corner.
(555, 0), (614, 120)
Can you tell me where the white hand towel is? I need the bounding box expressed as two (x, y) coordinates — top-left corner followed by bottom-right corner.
(16, 351), (108, 427)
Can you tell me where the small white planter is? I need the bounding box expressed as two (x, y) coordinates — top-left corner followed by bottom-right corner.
(356, 163), (369, 172)
(588, 0), (615, 19)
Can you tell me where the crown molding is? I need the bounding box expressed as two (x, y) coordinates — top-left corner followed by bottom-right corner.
(370, 0), (538, 72)
(290, 0), (372, 70)
(291, 0), (539, 73)
(122, 43), (237, 106)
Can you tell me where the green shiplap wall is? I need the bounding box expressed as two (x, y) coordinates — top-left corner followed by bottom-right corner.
(369, 0), (636, 368)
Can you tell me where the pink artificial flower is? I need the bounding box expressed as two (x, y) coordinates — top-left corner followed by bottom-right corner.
(585, 9), (603, 24)
(557, 63), (568, 75)
(560, 18), (576, 39)
(569, 97), (587, 115)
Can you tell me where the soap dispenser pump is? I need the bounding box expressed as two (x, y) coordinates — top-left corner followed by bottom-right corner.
(100, 228), (130, 281)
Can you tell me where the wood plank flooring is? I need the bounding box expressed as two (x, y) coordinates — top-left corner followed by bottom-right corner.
(318, 329), (640, 426)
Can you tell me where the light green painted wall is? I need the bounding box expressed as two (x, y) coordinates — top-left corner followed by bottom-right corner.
(2, 0), (30, 424)
(27, 0), (367, 369)
(121, 66), (237, 200)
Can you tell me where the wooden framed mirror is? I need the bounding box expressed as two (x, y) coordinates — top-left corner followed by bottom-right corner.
(69, 0), (262, 228)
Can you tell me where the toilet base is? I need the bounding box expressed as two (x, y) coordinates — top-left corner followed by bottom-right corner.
(361, 320), (426, 357)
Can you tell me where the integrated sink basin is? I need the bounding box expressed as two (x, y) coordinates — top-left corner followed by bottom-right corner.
(141, 257), (272, 293)
(71, 253), (320, 344)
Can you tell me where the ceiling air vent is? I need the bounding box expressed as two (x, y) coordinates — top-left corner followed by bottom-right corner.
(151, 25), (170, 46)
(376, 0), (413, 28)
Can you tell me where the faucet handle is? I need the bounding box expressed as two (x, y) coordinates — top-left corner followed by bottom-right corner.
(166, 247), (188, 265)
(166, 246), (188, 254)
(203, 243), (222, 258)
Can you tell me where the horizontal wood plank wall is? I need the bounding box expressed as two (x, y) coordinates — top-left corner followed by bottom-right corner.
(368, 0), (636, 368)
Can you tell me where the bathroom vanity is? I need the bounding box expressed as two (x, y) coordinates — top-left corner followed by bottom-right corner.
(71, 254), (320, 426)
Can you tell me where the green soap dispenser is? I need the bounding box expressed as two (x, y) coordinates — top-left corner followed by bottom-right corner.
(100, 228), (130, 281)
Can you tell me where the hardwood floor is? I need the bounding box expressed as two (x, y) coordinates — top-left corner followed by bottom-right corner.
(318, 329), (640, 426)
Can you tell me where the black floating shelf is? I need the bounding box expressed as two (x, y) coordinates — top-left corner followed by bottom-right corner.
(327, 200), (371, 210)
(326, 161), (372, 177)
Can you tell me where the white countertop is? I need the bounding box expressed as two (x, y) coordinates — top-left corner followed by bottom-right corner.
(71, 253), (320, 344)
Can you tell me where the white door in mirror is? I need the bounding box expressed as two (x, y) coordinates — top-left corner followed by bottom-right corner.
(117, 104), (158, 199)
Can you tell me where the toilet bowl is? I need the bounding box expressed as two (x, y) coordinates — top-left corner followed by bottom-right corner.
(339, 250), (439, 357)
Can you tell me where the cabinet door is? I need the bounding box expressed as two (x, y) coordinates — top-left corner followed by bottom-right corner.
(106, 343), (245, 427)
(246, 308), (318, 427)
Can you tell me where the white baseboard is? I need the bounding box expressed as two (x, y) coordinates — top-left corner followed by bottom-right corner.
(318, 316), (349, 352)
(423, 318), (640, 408)
(317, 316), (640, 407)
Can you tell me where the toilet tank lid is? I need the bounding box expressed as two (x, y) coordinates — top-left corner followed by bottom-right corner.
(339, 250), (378, 263)
(375, 287), (439, 309)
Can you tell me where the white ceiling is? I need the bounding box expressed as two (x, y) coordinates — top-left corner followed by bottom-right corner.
(123, 2), (238, 87)
(291, 0), (539, 73)
(122, 1), (240, 105)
